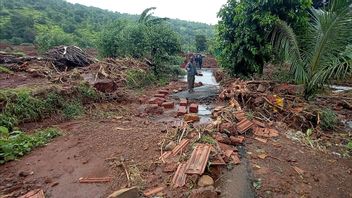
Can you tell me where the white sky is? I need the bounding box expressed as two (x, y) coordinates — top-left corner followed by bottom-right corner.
(66, 0), (227, 24)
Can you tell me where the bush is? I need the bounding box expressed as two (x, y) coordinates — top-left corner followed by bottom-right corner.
(0, 127), (60, 163)
(320, 108), (338, 130)
(0, 65), (13, 74)
(62, 101), (84, 119)
(35, 26), (76, 52)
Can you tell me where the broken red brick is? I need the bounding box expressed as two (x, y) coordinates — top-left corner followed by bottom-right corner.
(143, 186), (165, 197)
(219, 122), (236, 134)
(235, 110), (246, 121)
(158, 90), (169, 95)
(254, 127), (279, 138)
(162, 101), (174, 109)
(180, 98), (188, 106)
(253, 119), (266, 128)
(172, 163), (187, 188)
(148, 97), (166, 106)
(145, 104), (164, 115)
(230, 135), (245, 144)
(154, 93), (166, 98)
(189, 103), (199, 113)
(177, 106), (187, 116)
(236, 119), (253, 134)
(186, 144), (212, 175)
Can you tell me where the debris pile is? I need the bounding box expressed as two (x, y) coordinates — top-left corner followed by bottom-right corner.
(45, 45), (95, 70)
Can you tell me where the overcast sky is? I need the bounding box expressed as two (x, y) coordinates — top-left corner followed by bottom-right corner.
(66, 0), (227, 24)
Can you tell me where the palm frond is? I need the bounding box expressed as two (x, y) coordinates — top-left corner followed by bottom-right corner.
(271, 19), (308, 83)
(306, 0), (352, 73)
(138, 7), (157, 23)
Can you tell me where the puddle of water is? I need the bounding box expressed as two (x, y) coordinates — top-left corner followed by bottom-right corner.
(181, 69), (219, 86)
(329, 85), (352, 93)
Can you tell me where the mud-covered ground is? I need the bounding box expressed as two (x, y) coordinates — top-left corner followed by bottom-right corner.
(0, 48), (351, 198)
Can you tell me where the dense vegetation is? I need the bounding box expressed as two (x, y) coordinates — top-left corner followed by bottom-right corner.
(0, 0), (214, 51)
(271, 0), (352, 98)
(216, 0), (352, 97)
(217, 0), (312, 75)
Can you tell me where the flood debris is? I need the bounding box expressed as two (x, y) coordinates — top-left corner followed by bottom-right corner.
(78, 176), (113, 183)
(19, 189), (45, 198)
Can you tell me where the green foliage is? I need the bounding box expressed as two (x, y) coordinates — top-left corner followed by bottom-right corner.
(198, 135), (216, 145)
(76, 83), (100, 102)
(347, 140), (352, 150)
(271, 0), (352, 98)
(0, 127), (60, 164)
(195, 35), (208, 52)
(1, 0), (213, 52)
(0, 85), (98, 130)
(97, 20), (127, 58)
(216, 0), (311, 76)
(35, 26), (76, 52)
(0, 66), (13, 74)
(319, 108), (338, 130)
(62, 101), (84, 119)
(126, 69), (158, 89)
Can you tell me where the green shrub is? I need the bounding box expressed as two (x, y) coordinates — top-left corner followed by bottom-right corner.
(320, 108), (338, 130)
(198, 135), (217, 145)
(0, 66), (13, 74)
(76, 83), (100, 102)
(0, 127), (60, 163)
(62, 101), (84, 119)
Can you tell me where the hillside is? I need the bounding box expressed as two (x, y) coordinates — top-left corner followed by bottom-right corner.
(0, 0), (214, 51)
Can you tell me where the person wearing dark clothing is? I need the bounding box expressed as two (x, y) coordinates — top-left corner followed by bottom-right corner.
(194, 54), (203, 69)
(186, 57), (197, 93)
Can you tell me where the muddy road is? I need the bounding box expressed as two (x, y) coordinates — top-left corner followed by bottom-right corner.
(1, 68), (352, 198)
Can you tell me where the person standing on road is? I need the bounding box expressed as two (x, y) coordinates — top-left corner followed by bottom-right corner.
(186, 56), (197, 93)
(198, 54), (203, 69)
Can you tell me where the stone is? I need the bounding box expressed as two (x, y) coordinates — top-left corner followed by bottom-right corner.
(145, 104), (163, 115)
(18, 171), (30, 177)
(190, 186), (218, 198)
(108, 187), (139, 198)
(164, 141), (177, 151)
(184, 113), (200, 123)
(197, 175), (214, 187)
(180, 98), (188, 106)
(177, 106), (187, 116)
(162, 101), (174, 109)
(189, 103), (199, 113)
(93, 79), (117, 93)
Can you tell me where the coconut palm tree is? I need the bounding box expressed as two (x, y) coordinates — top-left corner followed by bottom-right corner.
(270, 0), (352, 98)
(138, 7), (169, 26)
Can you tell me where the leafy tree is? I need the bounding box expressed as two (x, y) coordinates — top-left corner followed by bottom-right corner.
(195, 35), (207, 52)
(271, 0), (352, 98)
(97, 20), (126, 58)
(35, 26), (76, 52)
(216, 0), (312, 76)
